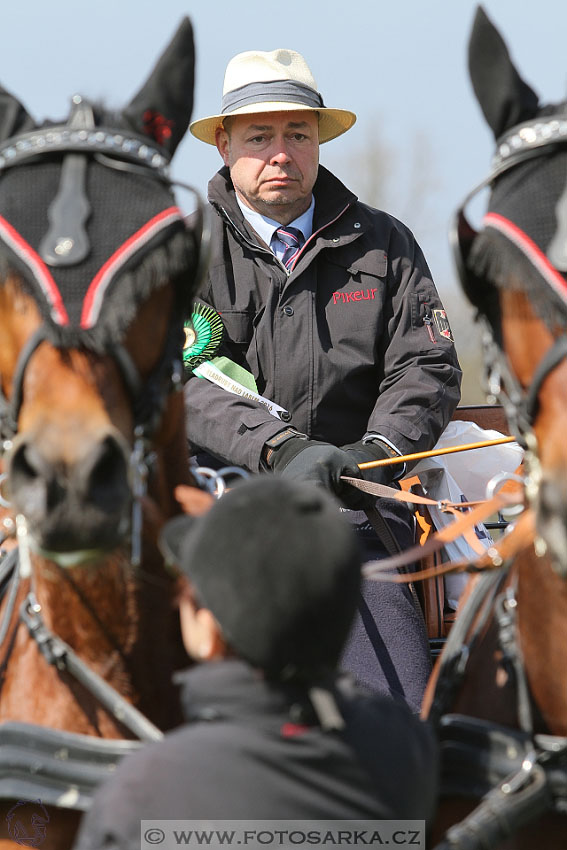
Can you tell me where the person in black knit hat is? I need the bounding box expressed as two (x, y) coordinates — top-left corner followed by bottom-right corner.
(73, 477), (438, 850)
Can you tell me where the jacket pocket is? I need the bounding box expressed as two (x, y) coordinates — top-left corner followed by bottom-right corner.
(239, 408), (277, 430)
(320, 250), (387, 337)
(219, 310), (253, 345)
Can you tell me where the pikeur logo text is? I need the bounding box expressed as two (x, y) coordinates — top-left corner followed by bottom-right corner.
(332, 288), (378, 305)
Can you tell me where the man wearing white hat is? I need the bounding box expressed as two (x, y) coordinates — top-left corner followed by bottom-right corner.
(184, 48), (461, 709)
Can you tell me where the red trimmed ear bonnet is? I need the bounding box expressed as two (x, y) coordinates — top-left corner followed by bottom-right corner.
(0, 17), (201, 351)
(456, 6), (567, 331)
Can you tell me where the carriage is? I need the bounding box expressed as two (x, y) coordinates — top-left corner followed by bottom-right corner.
(0, 6), (566, 850)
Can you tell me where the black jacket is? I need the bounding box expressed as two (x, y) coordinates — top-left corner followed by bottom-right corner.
(184, 166), (461, 472)
(73, 661), (439, 849)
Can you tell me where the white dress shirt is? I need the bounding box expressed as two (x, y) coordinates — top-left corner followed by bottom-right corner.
(236, 195), (315, 266)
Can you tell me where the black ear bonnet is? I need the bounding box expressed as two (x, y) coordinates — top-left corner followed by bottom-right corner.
(454, 6), (567, 333)
(0, 17), (200, 352)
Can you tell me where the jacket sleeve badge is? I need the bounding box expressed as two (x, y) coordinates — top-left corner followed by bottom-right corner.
(433, 309), (454, 342)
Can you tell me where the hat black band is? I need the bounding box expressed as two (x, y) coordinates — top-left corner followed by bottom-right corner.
(221, 80), (324, 114)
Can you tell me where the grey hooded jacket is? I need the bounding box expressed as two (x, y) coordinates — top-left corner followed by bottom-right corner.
(184, 165), (461, 472)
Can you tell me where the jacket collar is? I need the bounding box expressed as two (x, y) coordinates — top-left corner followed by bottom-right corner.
(177, 659), (319, 725)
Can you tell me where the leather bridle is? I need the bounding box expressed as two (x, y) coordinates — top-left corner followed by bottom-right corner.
(451, 112), (567, 508)
(0, 320), (185, 447)
(0, 98), (209, 565)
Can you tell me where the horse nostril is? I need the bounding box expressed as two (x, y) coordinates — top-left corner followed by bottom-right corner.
(10, 442), (43, 483)
(82, 434), (130, 512)
(7, 440), (57, 515)
(9, 433), (130, 513)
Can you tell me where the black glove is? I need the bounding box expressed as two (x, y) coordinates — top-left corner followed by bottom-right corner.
(341, 439), (399, 487)
(268, 437), (373, 510)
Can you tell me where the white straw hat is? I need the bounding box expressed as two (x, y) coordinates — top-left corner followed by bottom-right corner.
(190, 48), (356, 145)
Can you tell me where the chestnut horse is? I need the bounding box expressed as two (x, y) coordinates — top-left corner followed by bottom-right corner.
(0, 18), (203, 849)
(423, 8), (567, 849)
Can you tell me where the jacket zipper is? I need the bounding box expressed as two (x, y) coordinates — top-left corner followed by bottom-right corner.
(290, 202), (354, 271)
(216, 205), (275, 260)
(216, 201), (357, 274)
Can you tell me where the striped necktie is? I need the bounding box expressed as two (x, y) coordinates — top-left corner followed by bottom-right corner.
(275, 226), (304, 270)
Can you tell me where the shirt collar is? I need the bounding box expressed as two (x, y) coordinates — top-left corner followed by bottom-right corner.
(236, 194), (315, 247)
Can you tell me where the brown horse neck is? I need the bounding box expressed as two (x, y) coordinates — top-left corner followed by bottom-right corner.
(0, 542), (183, 736)
(32, 552), (145, 668)
(516, 548), (567, 736)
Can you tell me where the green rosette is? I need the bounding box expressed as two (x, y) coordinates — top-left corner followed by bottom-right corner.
(183, 303), (224, 373)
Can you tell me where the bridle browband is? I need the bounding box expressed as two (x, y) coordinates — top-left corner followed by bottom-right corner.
(0, 122), (170, 177)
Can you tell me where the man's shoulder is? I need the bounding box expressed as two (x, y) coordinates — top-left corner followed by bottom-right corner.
(355, 200), (416, 241)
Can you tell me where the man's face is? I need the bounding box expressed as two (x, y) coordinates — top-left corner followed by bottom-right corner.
(216, 111), (320, 224)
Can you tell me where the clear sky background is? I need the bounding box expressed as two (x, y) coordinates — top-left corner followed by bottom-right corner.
(3, 1), (566, 396)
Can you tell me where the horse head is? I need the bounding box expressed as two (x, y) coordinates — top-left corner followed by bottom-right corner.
(454, 6), (567, 577)
(0, 18), (202, 565)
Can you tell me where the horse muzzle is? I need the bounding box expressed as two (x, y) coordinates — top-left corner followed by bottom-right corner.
(5, 425), (132, 556)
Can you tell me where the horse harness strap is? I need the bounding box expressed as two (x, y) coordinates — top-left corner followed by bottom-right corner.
(433, 715), (567, 850)
(428, 568), (507, 730)
(493, 582), (534, 735)
(476, 322), (535, 449)
(0, 549), (20, 652)
(346, 480), (521, 576)
(0, 317), (184, 449)
(429, 567), (567, 849)
(430, 563), (537, 735)
(363, 505), (404, 559)
(0, 327), (48, 444)
(0, 720), (142, 811)
(523, 333), (567, 422)
(0, 551), (154, 801)
(19, 589), (163, 744)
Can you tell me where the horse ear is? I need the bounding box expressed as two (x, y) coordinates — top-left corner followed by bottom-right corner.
(468, 5), (539, 138)
(122, 17), (195, 157)
(0, 85), (35, 142)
